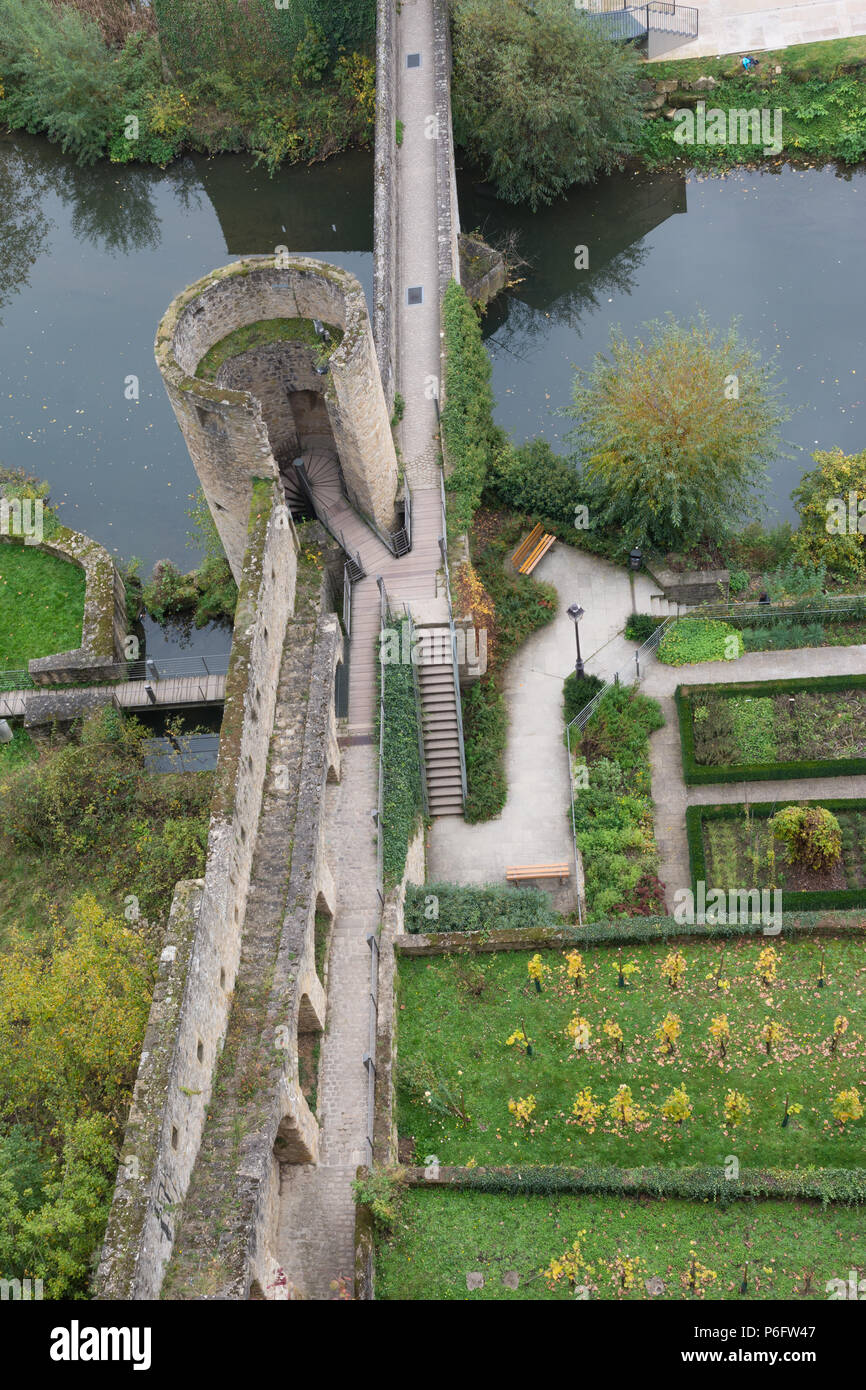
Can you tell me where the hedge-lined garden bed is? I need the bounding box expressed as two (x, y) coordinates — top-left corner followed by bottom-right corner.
(677, 675), (866, 784)
(374, 1188), (866, 1301)
(395, 938), (866, 1170)
(686, 799), (866, 912)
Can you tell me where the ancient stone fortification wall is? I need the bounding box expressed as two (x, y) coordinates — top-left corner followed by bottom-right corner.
(162, 599), (342, 1301)
(373, 825), (426, 1165)
(96, 480), (300, 1300)
(0, 527), (126, 684)
(433, 0), (461, 301)
(155, 258), (398, 580)
(373, 0), (397, 410)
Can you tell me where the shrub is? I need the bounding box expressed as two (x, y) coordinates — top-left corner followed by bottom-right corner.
(442, 281), (502, 533)
(770, 804), (843, 872)
(462, 679), (507, 822)
(566, 313), (786, 554)
(563, 671), (605, 725)
(451, 0), (642, 209)
(380, 632), (424, 887)
(658, 618), (742, 666)
(486, 438), (611, 555)
(792, 447), (866, 584)
(404, 881), (551, 934)
(0, 0), (124, 165)
(624, 613), (660, 644)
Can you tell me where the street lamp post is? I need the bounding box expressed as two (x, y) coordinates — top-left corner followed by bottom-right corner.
(567, 603), (585, 679)
(628, 545), (642, 614)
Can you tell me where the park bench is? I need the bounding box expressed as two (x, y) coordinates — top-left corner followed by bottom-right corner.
(506, 863), (571, 886)
(510, 524), (556, 575)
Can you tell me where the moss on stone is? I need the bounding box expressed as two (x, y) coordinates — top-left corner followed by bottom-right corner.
(195, 318), (343, 382)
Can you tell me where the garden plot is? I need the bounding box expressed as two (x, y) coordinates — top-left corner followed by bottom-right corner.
(396, 939), (866, 1170)
(677, 676), (866, 783)
(375, 1188), (866, 1302)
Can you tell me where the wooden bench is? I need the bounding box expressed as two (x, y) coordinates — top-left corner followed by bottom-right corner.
(510, 524), (555, 575)
(506, 863), (571, 885)
(511, 523), (544, 570)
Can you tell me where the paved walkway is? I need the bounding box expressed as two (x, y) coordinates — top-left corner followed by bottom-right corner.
(276, 742), (378, 1299)
(655, 0), (866, 60)
(427, 544), (658, 910)
(275, 0), (448, 1299)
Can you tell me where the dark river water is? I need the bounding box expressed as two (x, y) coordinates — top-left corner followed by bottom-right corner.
(1, 139), (863, 652)
(0, 134), (373, 652)
(458, 160), (866, 525)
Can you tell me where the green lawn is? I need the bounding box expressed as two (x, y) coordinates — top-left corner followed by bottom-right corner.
(650, 36), (866, 83)
(0, 543), (86, 669)
(396, 939), (866, 1168)
(375, 1188), (866, 1300)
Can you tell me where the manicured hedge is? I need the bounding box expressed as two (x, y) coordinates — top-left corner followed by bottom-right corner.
(686, 798), (866, 911)
(403, 881), (551, 934)
(677, 675), (866, 785)
(397, 909), (866, 953)
(403, 1162), (866, 1205)
(380, 631), (424, 887)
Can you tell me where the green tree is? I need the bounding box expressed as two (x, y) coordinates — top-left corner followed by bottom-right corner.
(0, 0), (121, 164)
(566, 313), (787, 554)
(792, 447), (866, 584)
(451, 0), (642, 209)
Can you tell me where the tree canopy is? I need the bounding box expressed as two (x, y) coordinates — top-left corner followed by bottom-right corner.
(451, 0), (643, 209)
(566, 313), (788, 554)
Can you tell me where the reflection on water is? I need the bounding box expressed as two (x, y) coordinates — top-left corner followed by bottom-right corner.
(0, 134), (373, 610)
(459, 161), (866, 522)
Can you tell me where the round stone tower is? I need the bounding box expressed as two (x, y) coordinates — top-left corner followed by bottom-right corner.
(155, 255), (399, 580)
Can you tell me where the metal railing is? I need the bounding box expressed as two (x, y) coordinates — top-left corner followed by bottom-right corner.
(374, 576), (391, 909)
(363, 931), (379, 1167)
(406, 610), (430, 818)
(437, 470), (468, 801)
(392, 475), (411, 557)
(582, 1), (698, 44)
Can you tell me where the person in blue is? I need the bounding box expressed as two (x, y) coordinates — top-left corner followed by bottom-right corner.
(742, 54), (760, 70)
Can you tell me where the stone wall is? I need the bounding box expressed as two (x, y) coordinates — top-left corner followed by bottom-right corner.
(646, 562), (730, 606)
(155, 258), (399, 581)
(0, 527), (126, 684)
(96, 479), (300, 1300)
(432, 0), (461, 301)
(373, 0), (397, 411)
(373, 824), (426, 1165)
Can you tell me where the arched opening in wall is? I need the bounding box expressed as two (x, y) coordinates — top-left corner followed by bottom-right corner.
(249, 1280), (266, 1300)
(296, 989), (323, 1120)
(314, 893), (334, 990)
(334, 658), (348, 722)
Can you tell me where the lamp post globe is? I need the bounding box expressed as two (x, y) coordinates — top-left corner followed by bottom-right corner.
(567, 603), (585, 679)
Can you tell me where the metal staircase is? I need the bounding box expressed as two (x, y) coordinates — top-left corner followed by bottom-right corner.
(581, 1), (698, 57)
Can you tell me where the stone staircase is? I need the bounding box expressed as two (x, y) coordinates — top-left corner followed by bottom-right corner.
(415, 626), (465, 818)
